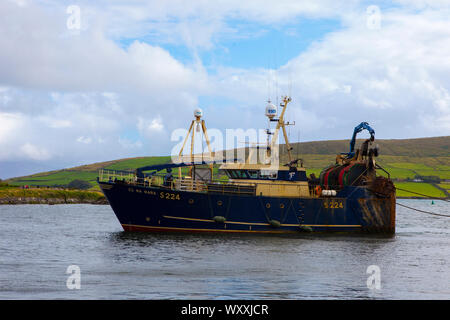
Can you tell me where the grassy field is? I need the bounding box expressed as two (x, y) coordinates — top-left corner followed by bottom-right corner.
(9, 171), (99, 187)
(438, 183), (450, 190)
(104, 156), (172, 171)
(393, 182), (447, 198)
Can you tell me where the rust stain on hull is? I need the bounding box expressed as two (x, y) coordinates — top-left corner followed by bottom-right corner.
(358, 194), (396, 234)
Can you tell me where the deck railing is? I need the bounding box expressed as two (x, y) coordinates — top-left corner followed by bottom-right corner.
(98, 169), (136, 184)
(98, 169), (258, 195)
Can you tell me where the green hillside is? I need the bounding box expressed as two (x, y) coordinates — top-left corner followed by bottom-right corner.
(284, 136), (449, 157)
(284, 137), (450, 183)
(5, 156), (172, 190)
(5, 136), (449, 197)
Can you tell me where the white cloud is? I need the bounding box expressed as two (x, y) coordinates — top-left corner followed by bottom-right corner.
(137, 117), (165, 134)
(1, 1), (450, 177)
(39, 116), (72, 129)
(0, 2), (207, 95)
(76, 136), (92, 144)
(0, 86), (12, 105)
(8, 0), (27, 7)
(0, 112), (23, 144)
(20, 143), (51, 161)
(206, 6), (450, 140)
(70, 0), (358, 48)
(393, 0), (450, 10)
(118, 138), (143, 149)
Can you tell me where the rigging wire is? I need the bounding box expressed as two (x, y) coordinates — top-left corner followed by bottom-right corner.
(393, 186), (449, 217)
(368, 185), (449, 217)
(396, 202), (450, 218)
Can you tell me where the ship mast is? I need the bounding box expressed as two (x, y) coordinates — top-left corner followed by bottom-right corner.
(177, 109), (213, 178)
(267, 96), (295, 164)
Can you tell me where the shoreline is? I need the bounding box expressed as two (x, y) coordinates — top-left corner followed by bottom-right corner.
(0, 197), (107, 205)
(0, 188), (107, 205)
(396, 196), (448, 200)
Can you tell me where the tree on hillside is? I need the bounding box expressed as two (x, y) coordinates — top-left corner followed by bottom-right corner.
(67, 179), (91, 190)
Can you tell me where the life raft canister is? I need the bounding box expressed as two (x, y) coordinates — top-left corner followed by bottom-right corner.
(315, 185), (322, 196)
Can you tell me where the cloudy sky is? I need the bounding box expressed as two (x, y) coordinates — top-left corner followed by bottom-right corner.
(1, 0), (450, 178)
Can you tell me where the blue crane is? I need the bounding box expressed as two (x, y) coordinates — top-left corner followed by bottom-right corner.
(346, 122), (375, 158)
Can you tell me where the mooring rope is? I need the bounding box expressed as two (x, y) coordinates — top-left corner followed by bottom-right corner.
(396, 202), (450, 218)
(370, 162), (449, 217)
(393, 186), (450, 217)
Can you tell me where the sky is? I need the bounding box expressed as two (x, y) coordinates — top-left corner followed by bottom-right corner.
(1, 0), (450, 178)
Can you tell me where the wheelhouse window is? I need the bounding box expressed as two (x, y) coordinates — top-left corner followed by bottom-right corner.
(225, 169), (251, 179)
(247, 170), (259, 179)
(260, 170), (278, 179)
(225, 169), (278, 180)
(225, 170), (236, 179)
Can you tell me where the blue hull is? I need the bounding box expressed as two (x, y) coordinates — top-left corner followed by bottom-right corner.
(99, 181), (396, 234)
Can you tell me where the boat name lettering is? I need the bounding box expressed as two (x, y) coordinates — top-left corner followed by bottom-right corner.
(128, 188), (157, 196)
(160, 192), (181, 200)
(323, 200), (344, 209)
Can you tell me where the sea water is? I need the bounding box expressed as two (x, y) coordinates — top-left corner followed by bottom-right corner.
(0, 199), (448, 299)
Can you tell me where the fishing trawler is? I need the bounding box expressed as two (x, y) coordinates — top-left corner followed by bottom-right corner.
(98, 96), (396, 234)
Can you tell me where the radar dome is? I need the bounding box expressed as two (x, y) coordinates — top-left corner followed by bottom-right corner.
(265, 103), (277, 119)
(194, 108), (203, 118)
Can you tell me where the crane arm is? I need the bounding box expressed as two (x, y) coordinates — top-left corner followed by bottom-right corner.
(348, 122), (375, 157)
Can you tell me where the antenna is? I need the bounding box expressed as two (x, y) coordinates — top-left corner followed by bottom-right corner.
(267, 66), (270, 103)
(275, 69), (279, 107)
(288, 67), (292, 98)
(273, 45), (278, 107)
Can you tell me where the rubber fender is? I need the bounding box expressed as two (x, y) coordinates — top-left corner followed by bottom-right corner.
(299, 225), (313, 232)
(212, 216), (226, 223)
(269, 219), (281, 228)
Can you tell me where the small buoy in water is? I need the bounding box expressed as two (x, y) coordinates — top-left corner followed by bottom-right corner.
(431, 200), (435, 205)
